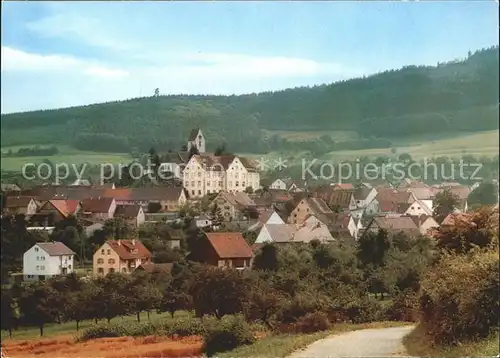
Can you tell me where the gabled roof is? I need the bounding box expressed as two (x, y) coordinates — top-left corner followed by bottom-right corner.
(215, 191), (255, 208)
(264, 224), (297, 243)
(188, 128), (201, 141)
(36, 242), (75, 256)
(369, 216), (420, 235)
(408, 187), (436, 200)
(332, 183), (354, 190)
(205, 232), (253, 259)
(45, 200), (80, 217)
(313, 187), (354, 210)
(353, 186), (373, 201)
(81, 197), (114, 213)
(376, 188), (415, 212)
(114, 205), (142, 218)
(106, 239), (152, 260)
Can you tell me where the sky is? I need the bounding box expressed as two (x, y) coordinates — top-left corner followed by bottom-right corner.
(1, 1), (498, 114)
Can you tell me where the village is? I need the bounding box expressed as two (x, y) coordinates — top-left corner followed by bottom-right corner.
(0, 128), (494, 282)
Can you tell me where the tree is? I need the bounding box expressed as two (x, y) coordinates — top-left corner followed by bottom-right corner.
(19, 283), (60, 336)
(189, 267), (249, 319)
(356, 230), (391, 268)
(252, 243), (280, 271)
(154, 88), (160, 97)
(158, 282), (192, 318)
(433, 188), (460, 223)
(128, 273), (162, 322)
(188, 146), (200, 160)
(244, 186), (254, 194)
(1, 288), (19, 338)
(468, 182), (499, 207)
(398, 153), (412, 164)
(94, 273), (133, 323)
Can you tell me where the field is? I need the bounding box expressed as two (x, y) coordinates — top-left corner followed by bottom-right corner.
(1, 130), (498, 173)
(1, 320), (410, 358)
(0, 145), (131, 172)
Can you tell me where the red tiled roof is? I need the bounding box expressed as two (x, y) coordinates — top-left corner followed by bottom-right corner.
(102, 188), (132, 200)
(107, 239), (152, 260)
(48, 200), (80, 217)
(205, 232), (253, 259)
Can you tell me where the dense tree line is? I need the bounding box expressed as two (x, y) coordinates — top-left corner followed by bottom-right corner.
(2, 146), (59, 157)
(1, 47), (497, 153)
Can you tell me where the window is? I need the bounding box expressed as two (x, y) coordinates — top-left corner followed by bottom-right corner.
(236, 182), (239, 187)
(242, 182), (245, 187)
(108, 258), (115, 264)
(192, 190), (195, 195)
(36, 256), (39, 261)
(109, 268), (115, 273)
(36, 265), (40, 271)
(417, 207), (421, 210)
(107, 249), (111, 255)
(207, 181), (210, 186)
(97, 258), (104, 264)
(122, 268), (127, 273)
(98, 268), (104, 274)
(185, 182), (189, 187)
(191, 181), (195, 187)
(41, 256), (45, 260)
(40, 266), (45, 270)
(101, 249), (105, 255)
(198, 190), (202, 195)
(68, 265), (72, 270)
(35, 247), (39, 252)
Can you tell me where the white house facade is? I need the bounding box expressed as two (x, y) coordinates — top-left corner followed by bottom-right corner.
(23, 242), (75, 281)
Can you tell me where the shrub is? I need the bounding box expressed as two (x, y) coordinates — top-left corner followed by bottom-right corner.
(161, 316), (209, 336)
(387, 289), (419, 322)
(417, 248), (499, 345)
(276, 291), (330, 324)
(294, 311), (330, 333)
(343, 297), (387, 323)
(203, 315), (255, 356)
(77, 323), (128, 341)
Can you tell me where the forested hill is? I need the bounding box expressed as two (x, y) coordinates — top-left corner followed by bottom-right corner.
(1, 46), (498, 154)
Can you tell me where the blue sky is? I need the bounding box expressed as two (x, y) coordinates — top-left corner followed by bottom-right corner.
(1, 1), (498, 114)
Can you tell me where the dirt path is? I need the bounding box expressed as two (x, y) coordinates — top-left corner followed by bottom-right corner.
(287, 325), (415, 358)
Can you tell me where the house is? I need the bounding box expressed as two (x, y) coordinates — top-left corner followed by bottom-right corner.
(93, 239), (152, 276)
(255, 216), (334, 244)
(376, 188), (417, 214)
(353, 186), (379, 216)
(404, 199), (433, 217)
(80, 197), (116, 221)
(269, 179), (287, 190)
(195, 214), (212, 229)
(247, 209), (286, 232)
(103, 187), (187, 212)
(364, 216), (421, 237)
(3, 196), (38, 216)
(29, 199), (80, 226)
(158, 152), (184, 180)
(187, 128), (206, 153)
(440, 185), (471, 212)
(211, 191), (256, 221)
(23, 242), (75, 281)
(70, 179), (91, 187)
(347, 215), (364, 239)
(253, 189), (293, 208)
(398, 179), (427, 189)
(288, 197), (334, 225)
(408, 215), (440, 236)
(312, 186), (357, 212)
(326, 212), (353, 239)
(114, 205), (145, 227)
(441, 212), (470, 226)
(183, 154), (260, 198)
(187, 232), (253, 269)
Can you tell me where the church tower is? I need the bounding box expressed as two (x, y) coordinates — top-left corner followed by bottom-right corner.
(187, 128), (206, 153)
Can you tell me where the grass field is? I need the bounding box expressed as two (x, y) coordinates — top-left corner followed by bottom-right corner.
(0, 311), (187, 341)
(403, 325), (499, 357)
(0, 145), (131, 172)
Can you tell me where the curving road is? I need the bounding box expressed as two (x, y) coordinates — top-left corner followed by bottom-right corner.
(287, 325), (415, 358)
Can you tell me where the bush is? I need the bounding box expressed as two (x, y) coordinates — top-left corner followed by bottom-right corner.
(294, 311), (330, 333)
(343, 297), (387, 324)
(77, 323), (129, 341)
(203, 315), (255, 356)
(418, 248), (499, 344)
(387, 289), (419, 322)
(161, 316), (209, 336)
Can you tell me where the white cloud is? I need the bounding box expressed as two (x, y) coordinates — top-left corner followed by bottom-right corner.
(1, 46), (128, 79)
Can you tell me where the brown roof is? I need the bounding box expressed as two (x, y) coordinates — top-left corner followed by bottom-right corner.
(107, 239), (152, 260)
(313, 187), (354, 210)
(205, 232), (253, 259)
(81, 197), (114, 213)
(239, 157), (259, 172)
(265, 224), (297, 243)
(440, 185), (471, 200)
(332, 183), (354, 190)
(114, 205), (142, 218)
(36, 242), (75, 256)
(216, 191), (255, 208)
(353, 186), (373, 201)
(1, 183), (21, 192)
(370, 216), (420, 235)
(45, 200), (80, 217)
(5, 196), (34, 208)
(376, 188), (414, 212)
(136, 262), (173, 274)
(188, 128), (201, 141)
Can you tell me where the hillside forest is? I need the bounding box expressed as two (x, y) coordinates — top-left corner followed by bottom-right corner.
(1, 47), (498, 155)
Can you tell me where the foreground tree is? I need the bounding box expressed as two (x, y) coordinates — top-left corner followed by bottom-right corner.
(433, 188), (460, 224)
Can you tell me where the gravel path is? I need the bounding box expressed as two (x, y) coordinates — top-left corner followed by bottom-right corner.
(287, 325), (415, 358)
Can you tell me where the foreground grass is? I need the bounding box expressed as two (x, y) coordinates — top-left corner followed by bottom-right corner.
(1, 311), (190, 341)
(218, 321), (412, 358)
(403, 325), (500, 357)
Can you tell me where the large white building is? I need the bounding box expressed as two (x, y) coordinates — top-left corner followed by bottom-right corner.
(183, 154), (260, 198)
(23, 242), (76, 281)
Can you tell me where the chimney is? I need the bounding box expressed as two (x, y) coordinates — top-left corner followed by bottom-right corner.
(117, 240), (121, 246)
(132, 239), (136, 246)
